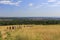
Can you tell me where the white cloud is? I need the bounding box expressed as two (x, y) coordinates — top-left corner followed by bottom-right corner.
(39, 0), (60, 7)
(29, 3), (33, 7)
(0, 0), (22, 6)
(30, 0), (60, 8)
(48, 0), (56, 2)
(34, 3), (48, 8)
(35, 5), (43, 8)
(48, 4), (58, 7)
(55, 1), (60, 5)
(48, 1), (60, 7)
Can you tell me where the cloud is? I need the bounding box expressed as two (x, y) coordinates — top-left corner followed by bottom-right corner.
(48, 0), (56, 2)
(55, 1), (60, 5)
(37, 0), (60, 7)
(35, 5), (43, 8)
(48, 4), (58, 7)
(34, 3), (48, 8)
(48, 1), (60, 7)
(29, 3), (33, 7)
(0, 0), (22, 6)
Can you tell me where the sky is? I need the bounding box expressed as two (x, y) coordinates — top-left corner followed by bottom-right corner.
(0, 0), (60, 17)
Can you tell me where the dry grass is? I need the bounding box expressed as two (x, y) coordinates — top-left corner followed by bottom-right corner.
(0, 25), (60, 40)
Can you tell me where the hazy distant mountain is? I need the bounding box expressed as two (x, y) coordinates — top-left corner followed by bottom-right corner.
(0, 17), (60, 21)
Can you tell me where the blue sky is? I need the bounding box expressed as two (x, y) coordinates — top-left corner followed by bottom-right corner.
(0, 0), (60, 17)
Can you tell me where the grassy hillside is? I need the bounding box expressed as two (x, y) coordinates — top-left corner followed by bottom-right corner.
(0, 25), (60, 40)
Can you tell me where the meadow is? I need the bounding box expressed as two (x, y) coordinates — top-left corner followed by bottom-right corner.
(0, 25), (60, 40)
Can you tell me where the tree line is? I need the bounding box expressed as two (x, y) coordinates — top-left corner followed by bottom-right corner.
(0, 19), (60, 25)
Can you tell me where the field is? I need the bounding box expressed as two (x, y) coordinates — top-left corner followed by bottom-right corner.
(0, 25), (60, 40)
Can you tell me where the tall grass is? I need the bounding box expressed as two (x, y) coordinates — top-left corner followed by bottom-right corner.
(0, 31), (2, 40)
(0, 25), (60, 40)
